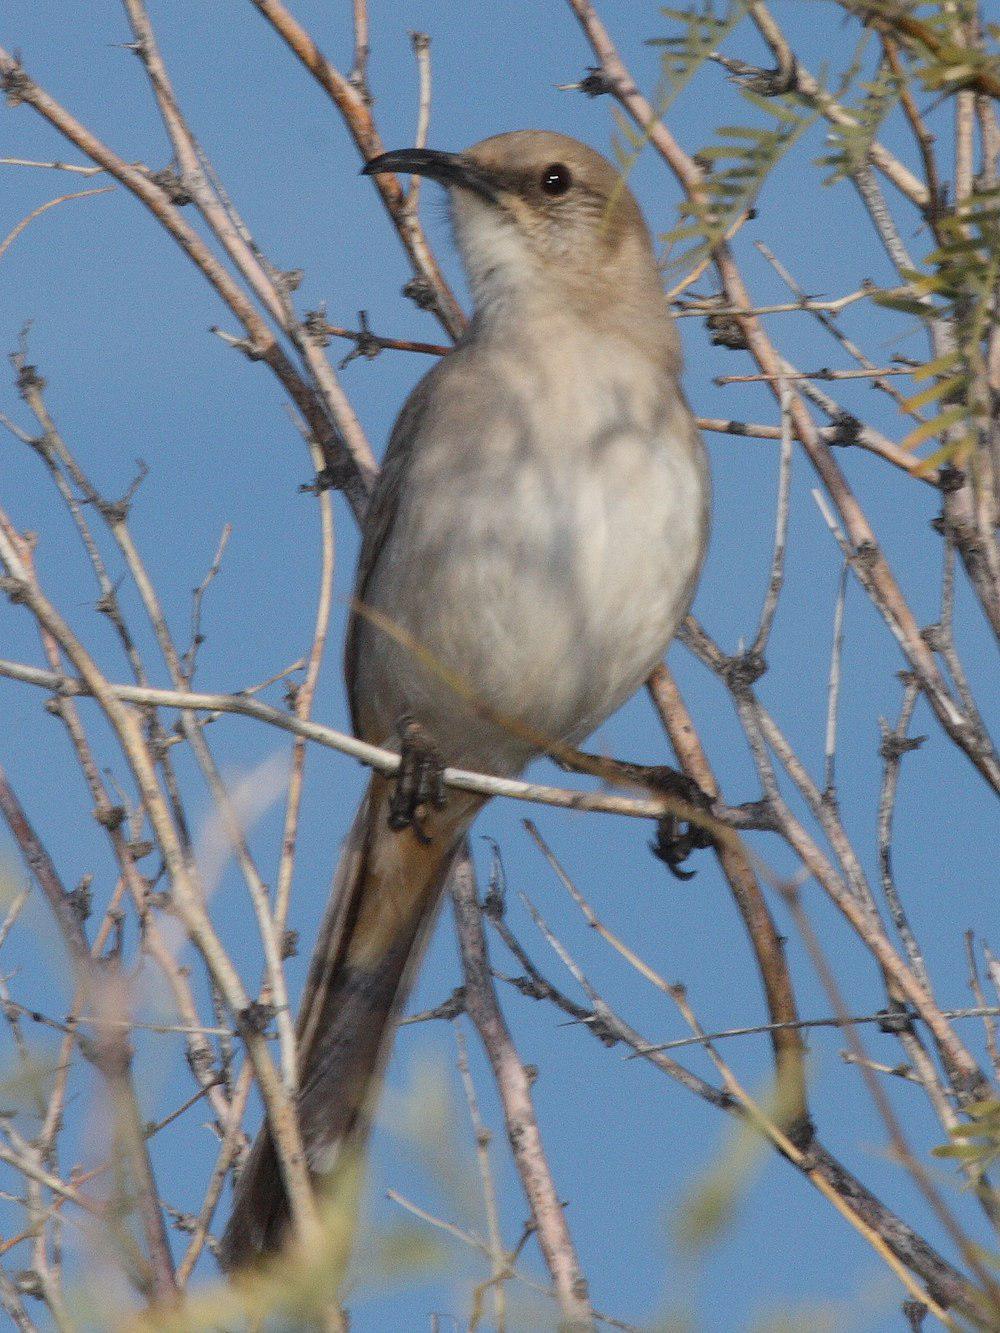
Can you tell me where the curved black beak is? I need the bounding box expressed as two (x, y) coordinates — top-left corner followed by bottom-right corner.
(362, 148), (498, 202)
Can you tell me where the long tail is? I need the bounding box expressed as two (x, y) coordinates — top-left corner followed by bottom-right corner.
(219, 774), (480, 1271)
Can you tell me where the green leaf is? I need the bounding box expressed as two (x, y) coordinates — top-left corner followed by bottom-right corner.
(932, 1141), (997, 1161)
(901, 404), (969, 450)
(899, 374), (967, 413)
(911, 348), (961, 381)
(873, 294), (934, 316)
(917, 432), (977, 473)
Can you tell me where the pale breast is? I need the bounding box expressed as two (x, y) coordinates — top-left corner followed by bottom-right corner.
(349, 330), (709, 774)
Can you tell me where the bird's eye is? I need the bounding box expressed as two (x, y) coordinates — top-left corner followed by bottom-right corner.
(540, 163), (572, 196)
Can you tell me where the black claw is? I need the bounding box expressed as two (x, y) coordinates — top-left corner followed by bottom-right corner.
(651, 820), (705, 879)
(388, 718), (446, 841)
(647, 766), (715, 880)
(546, 751), (716, 878)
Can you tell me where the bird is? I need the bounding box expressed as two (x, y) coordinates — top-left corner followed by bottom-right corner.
(219, 129), (710, 1271)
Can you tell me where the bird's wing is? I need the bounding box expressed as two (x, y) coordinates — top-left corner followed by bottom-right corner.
(344, 342), (485, 733)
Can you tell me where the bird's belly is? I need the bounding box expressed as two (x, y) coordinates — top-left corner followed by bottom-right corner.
(355, 425), (706, 774)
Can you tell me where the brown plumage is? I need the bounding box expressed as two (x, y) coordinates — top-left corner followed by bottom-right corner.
(219, 129), (709, 1272)
(219, 779), (480, 1265)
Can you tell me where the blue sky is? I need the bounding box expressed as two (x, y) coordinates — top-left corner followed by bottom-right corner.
(1, 3), (997, 1329)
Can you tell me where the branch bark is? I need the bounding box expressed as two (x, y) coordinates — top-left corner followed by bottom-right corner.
(450, 849), (594, 1331)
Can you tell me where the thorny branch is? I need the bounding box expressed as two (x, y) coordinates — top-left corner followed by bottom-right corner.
(1, 1), (998, 1327)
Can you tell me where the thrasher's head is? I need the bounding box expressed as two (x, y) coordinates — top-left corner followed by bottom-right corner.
(362, 130), (662, 315)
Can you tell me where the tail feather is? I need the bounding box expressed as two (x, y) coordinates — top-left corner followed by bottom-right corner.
(218, 775), (480, 1271)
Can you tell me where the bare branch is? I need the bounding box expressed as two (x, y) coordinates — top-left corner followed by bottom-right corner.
(450, 849), (594, 1330)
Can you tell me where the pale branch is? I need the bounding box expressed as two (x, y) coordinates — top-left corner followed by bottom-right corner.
(0, 510), (321, 1252)
(272, 413), (336, 946)
(749, 379), (793, 658)
(965, 933), (1000, 1086)
(744, 0), (930, 207)
(0, 763), (178, 1305)
(778, 876), (1000, 1311)
(0, 186), (114, 263)
(715, 364), (917, 385)
(244, 0), (466, 338)
(563, 0), (1000, 796)
(822, 561), (848, 799)
(453, 1020), (508, 1330)
(6, 394), (237, 1129)
(752, 240), (920, 414)
(513, 856), (968, 1324)
(674, 288), (876, 317)
(176, 1064), (255, 1285)
(306, 313), (450, 362)
(0, 45), (374, 516)
(450, 849), (594, 1331)
(690, 610), (994, 1105)
(877, 677), (931, 992)
(632, 1006), (1000, 1056)
(0, 656), (771, 832)
(696, 414), (929, 479)
(120, 0), (375, 510)
(349, 0), (370, 96)
(646, 664), (809, 1122)
(405, 31), (432, 212)
(0, 155), (104, 174)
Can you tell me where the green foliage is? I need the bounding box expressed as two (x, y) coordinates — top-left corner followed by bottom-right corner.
(634, 0), (824, 272)
(610, 2), (749, 208)
(851, 1), (1000, 96)
(672, 1077), (793, 1252)
(660, 87), (817, 272)
(816, 56), (902, 185)
(933, 1099), (1000, 1173)
(877, 187), (1000, 469)
(647, 3), (749, 105)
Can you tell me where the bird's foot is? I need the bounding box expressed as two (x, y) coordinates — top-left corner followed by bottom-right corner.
(648, 766), (716, 881)
(555, 750), (715, 880)
(388, 718), (447, 842)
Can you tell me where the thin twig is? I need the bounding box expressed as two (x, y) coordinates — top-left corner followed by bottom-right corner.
(632, 1005), (1000, 1056)
(516, 843), (961, 1324)
(0, 156), (104, 175)
(675, 288), (875, 318)
(715, 364), (916, 385)
(0, 766), (177, 1304)
(563, 1), (1000, 792)
(453, 1021), (507, 1331)
(0, 509), (319, 1249)
(183, 523), (232, 685)
(405, 32), (431, 210)
(743, 1), (931, 208)
(175, 1063), (254, 1284)
(449, 850), (594, 1330)
(243, 0), (466, 338)
(0, 656), (762, 829)
(823, 561), (848, 799)
(311, 317), (449, 360)
(0, 187), (114, 262)
(779, 876), (1000, 1308)
(386, 1191), (639, 1330)
(753, 240), (919, 413)
(750, 380), (793, 657)
(0, 44), (374, 515)
(273, 412), (336, 941)
(877, 677), (931, 991)
(965, 934), (1000, 1084)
